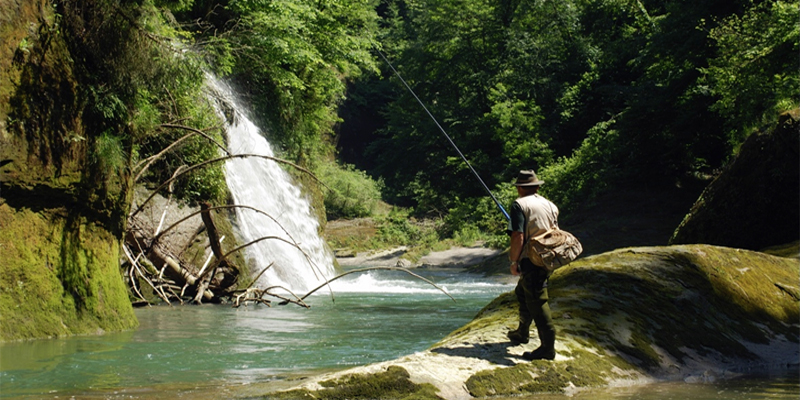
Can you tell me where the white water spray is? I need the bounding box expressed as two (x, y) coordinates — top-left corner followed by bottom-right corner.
(207, 77), (334, 293)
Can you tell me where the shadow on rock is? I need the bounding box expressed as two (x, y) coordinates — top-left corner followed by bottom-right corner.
(431, 342), (518, 366)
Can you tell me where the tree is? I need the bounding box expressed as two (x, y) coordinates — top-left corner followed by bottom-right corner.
(702, 0), (799, 144)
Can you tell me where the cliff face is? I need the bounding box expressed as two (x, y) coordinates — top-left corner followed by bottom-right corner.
(0, 0), (137, 341)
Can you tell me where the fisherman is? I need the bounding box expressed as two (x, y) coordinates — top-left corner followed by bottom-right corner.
(507, 169), (558, 360)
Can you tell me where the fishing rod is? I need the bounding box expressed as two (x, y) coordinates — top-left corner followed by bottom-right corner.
(376, 49), (511, 222)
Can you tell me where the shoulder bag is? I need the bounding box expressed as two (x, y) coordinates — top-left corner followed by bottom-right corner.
(524, 200), (583, 271)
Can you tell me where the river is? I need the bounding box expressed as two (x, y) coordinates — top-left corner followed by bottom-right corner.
(1, 266), (797, 399)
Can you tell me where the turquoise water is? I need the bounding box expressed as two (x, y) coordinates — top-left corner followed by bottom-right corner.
(1, 267), (797, 399)
(0, 268), (512, 398)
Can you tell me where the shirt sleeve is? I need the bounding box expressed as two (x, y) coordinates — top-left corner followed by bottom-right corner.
(507, 201), (525, 235)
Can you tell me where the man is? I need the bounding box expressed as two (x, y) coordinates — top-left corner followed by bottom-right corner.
(507, 169), (558, 361)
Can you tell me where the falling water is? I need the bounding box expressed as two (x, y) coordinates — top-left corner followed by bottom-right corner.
(207, 77), (334, 293)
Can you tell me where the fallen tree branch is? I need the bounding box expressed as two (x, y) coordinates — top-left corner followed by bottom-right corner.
(246, 262), (275, 290)
(231, 285), (309, 308)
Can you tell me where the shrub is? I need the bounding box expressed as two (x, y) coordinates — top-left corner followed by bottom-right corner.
(318, 162), (383, 219)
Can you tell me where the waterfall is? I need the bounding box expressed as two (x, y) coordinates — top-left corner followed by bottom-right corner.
(207, 77), (334, 293)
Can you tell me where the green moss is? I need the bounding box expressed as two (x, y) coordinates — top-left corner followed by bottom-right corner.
(0, 203), (137, 341)
(549, 246), (799, 371)
(265, 366), (443, 400)
(761, 241), (800, 259)
(465, 349), (628, 397)
(451, 244), (798, 397)
(432, 292), (518, 348)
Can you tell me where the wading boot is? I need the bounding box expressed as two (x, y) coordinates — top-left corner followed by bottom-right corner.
(522, 328), (555, 360)
(521, 347), (555, 361)
(506, 320), (531, 344)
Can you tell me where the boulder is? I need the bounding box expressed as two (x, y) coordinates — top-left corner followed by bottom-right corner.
(268, 245), (799, 399)
(670, 111), (800, 249)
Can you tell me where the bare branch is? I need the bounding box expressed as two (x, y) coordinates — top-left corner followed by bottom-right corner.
(133, 124), (228, 182)
(246, 262), (275, 290)
(160, 124), (229, 155)
(200, 235), (298, 280)
(231, 285), (310, 308)
(150, 204), (296, 248)
(134, 132), (193, 181)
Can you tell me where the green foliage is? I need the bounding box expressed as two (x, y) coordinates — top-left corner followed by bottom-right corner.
(365, 0), (602, 211)
(443, 182), (517, 248)
(116, 7), (229, 205)
(50, 0), (228, 209)
(485, 83), (553, 175)
(93, 132), (127, 177)
(337, 0), (794, 234)
(372, 209), (440, 249)
(318, 162), (384, 219)
(200, 0), (380, 162)
(538, 117), (623, 212)
(701, 0), (800, 144)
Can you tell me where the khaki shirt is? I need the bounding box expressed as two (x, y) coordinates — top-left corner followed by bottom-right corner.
(513, 194), (559, 260)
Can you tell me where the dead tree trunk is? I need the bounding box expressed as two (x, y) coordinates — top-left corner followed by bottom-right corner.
(193, 202), (227, 304)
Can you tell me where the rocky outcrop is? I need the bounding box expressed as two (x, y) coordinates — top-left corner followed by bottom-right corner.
(269, 245), (799, 399)
(670, 111), (800, 250)
(0, 0), (137, 340)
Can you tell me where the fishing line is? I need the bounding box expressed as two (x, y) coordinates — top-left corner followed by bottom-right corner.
(376, 49), (510, 221)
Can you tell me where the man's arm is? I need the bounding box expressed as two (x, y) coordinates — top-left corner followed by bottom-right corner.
(509, 231), (524, 276)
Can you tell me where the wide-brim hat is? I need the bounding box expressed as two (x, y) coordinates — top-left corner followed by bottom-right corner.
(514, 170), (544, 186)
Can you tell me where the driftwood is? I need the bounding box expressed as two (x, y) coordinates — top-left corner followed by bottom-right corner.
(192, 202), (227, 304)
(123, 191), (453, 308)
(229, 266), (456, 309)
(123, 129), (330, 306)
(122, 198), (329, 306)
(124, 200), (234, 305)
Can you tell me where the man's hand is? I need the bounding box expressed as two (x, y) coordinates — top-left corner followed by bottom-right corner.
(510, 261), (520, 276)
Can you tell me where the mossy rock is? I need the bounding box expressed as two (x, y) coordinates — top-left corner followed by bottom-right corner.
(0, 203), (138, 341)
(671, 111), (800, 249)
(459, 245), (799, 397)
(270, 244), (799, 399)
(264, 366), (443, 400)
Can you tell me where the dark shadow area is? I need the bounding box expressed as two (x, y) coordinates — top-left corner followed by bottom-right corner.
(561, 184), (704, 257)
(431, 342), (519, 367)
(0, 182), (77, 212)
